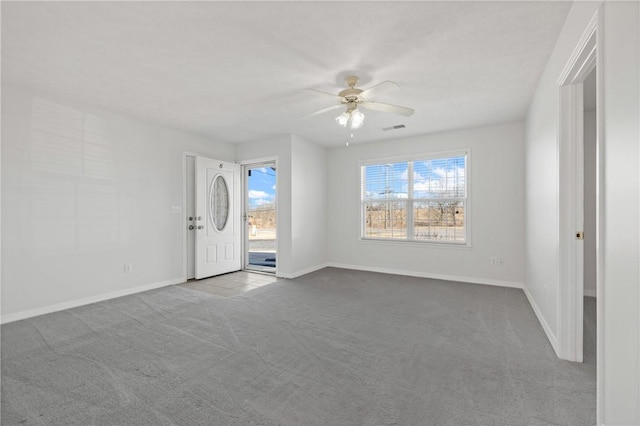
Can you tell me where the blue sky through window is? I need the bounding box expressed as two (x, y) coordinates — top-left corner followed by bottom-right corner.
(248, 166), (276, 208)
(363, 156), (465, 199)
(363, 162), (408, 199)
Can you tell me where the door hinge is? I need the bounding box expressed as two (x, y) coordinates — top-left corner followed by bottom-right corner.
(576, 231), (584, 240)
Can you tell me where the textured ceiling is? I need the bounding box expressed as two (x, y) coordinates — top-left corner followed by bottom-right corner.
(2, 1), (572, 147)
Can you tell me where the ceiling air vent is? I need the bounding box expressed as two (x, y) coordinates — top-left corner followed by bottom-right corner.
(382, 124), (406, 131)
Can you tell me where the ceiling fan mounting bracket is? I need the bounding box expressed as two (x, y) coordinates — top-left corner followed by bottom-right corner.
(345, 75), (359, 88)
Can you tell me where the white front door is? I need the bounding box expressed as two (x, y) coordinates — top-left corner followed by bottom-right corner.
(195, 156), (241, 279)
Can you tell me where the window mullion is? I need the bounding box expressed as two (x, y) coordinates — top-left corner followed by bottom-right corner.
(361, 167), (366, 238)
(407, 161), (414, 240)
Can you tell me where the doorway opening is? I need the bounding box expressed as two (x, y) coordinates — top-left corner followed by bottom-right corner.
(556, 8), (602, 421)
(557, 10), (600, 365)
(582, 67), (597, 366)
(243, 161), (277, 274)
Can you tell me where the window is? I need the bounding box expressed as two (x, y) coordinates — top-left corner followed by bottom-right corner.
(360, 151), (468, 244)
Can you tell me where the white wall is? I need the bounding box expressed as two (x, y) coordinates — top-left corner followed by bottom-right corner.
(291, 135), (327, 275)
(583, 109), (596, 297)
(601, 3), (639, 422)
(1, 86), (235, 321)
(525, 1), (640, 423)
(327, 121), (525, 287)
(1, 86), (330, 317)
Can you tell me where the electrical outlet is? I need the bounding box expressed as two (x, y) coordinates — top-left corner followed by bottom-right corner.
(171, 206), (181, 214)
(497, 258), (505, 266)
(124, 264), (133, 273)
(491, 258), (497, 265)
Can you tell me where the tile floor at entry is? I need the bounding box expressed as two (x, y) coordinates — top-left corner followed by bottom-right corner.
(178, 271), (281, 297)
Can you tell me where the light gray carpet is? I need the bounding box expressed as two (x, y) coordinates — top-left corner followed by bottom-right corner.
(1, 268), (596, 425)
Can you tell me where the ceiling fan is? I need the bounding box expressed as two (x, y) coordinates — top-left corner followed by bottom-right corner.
(301, 76), (415, 130)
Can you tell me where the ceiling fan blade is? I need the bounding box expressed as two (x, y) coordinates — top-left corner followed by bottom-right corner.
(359, 81), (399, 98)
(302, 88), (343, 100)
(362, 101), (415, 117)
(299, 104), (344, 120)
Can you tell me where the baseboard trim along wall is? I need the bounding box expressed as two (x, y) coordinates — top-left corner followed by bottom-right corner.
(326, 263), (524, 289)
(523, 287), (560, 355)
(278, 263), (329, 279)
(1, 277), (185, 324)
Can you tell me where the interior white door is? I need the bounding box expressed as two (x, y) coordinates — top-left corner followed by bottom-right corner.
(195, 156), (241, 279)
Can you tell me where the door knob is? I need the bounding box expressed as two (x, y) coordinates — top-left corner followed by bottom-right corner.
(197, 225), (204, 230)
(188, 225), (195, 230)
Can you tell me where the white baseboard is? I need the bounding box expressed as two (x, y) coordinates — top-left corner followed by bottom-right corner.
(278, 263), (329, 279)
(325, 263), (524, 289)
(1, 277), (185, 324)
(522, 287), (560, 356)
(583, 289), (597, 298)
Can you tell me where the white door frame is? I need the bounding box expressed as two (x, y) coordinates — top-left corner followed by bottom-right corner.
(182, 151), (200, 282)
(556, 6), (604, 422)
(239, 156), (279, 276)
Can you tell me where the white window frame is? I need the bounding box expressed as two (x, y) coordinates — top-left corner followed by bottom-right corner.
(359, 149), (470, 246)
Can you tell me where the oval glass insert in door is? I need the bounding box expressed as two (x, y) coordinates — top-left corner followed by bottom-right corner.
(209, 174), (229, 231)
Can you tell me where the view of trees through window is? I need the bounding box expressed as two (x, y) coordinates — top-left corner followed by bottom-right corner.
(361, 153), (467, 243)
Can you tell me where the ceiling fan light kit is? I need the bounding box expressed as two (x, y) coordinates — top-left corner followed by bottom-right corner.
(335, 104), (365, 129)
(350, 109), (365, 128)
(335, 111), (350, 127)
(303, 75), (415, 131)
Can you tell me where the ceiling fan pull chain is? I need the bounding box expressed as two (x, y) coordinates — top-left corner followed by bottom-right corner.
(345, 129), (355, 147)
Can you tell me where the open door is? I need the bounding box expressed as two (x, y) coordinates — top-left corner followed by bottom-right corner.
(243, 162), (277, 274)
(195, 156), (241, 279)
